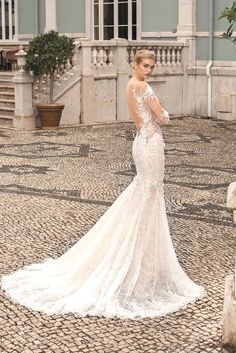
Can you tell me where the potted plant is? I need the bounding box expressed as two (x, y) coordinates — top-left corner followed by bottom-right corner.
(26, 30), (75, 129)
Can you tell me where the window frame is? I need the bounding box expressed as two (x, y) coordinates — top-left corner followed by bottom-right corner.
(90, 0), (141, 41)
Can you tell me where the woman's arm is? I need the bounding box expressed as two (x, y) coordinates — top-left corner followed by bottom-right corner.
(146, 97), (170, 125)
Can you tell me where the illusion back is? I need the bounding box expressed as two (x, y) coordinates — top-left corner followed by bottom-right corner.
(126, 81), (169, 140)
(126, 81), (169, 192)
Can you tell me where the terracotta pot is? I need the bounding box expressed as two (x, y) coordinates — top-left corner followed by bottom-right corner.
(36, 103), (65, 130)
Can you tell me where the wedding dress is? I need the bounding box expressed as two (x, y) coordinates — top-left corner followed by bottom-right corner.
(1, 82), (205, 319)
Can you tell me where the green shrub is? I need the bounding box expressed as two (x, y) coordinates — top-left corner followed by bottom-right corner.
(26, 30), (75, 103)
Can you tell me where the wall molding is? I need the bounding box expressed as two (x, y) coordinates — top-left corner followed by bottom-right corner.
(141, 31), (177, 38)
(196, 60), (236, 67)
(59, 32), (86, 38)
(141, 31), (236, 39)
(196, 31), (236, 37)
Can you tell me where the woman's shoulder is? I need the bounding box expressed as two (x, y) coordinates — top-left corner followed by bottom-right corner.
(127, 79), (149, 95)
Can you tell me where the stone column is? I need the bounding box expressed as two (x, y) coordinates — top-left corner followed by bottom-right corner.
(113, 39), (129, 122)
(45, 0), (57, 32)
(222, 182), (236, 348)
(79, 40), (94, 124)
(177, 0), (197, 115)
(13, 0), (19, 40)
(13, 47), (35, 129)
(85, 1), (92, 39)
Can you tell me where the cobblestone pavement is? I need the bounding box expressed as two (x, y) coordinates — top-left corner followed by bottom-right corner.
(0, 116), (235, 353)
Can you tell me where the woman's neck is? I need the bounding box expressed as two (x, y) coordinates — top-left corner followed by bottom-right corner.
(132, 73), (145, 82)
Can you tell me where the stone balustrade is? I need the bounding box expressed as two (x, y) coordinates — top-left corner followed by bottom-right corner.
(91, 41), (115, 68)
(13, 39), (187, 128)
(89, 40), (184, 71)
(31, 39), (185, 106)
(127, 41), (184, 67)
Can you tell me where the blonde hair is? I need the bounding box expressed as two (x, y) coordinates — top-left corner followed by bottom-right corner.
(134, 49), (156, 64)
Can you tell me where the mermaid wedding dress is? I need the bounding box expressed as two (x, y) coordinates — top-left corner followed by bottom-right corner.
(1, 82), (205, 319)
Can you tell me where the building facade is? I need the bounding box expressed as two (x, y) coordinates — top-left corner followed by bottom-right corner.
(1, 0), (236, 127)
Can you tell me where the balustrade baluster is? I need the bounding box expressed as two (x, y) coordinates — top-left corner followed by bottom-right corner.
(126, 49), (130, 64)
(166, 48), (171, 66)
(72, 51), (78, 70)
(64, 58), (73, 78)
(98, 48), (104, 66)
(160, 48), (164, 66)
(65, 58), (72, 72)
(108, 48), (113, 66)
(153, 47), (157, 66)
(162, 47), (167, 66)
(156, 47), (161, 67)
(103, 48), (108, 66)
(176, 47), (181, 66)
(92, 48), (98, 68)
(130, 48), (135, 63)
(171, 48), (176, 66)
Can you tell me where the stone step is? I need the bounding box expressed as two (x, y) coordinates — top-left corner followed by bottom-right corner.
(0, 80), (14, 86)
(0, 91), (14, 99)
(0, 74), (16, 127)
(0, 98), (15, 108)
(0, 72), (14, 81)
(0, 115), (13, 127)
(0, 73), (17, 127)
(0, 76), (14, 81)
(0, 85), (14, 93)
(0, 106), (14, 116)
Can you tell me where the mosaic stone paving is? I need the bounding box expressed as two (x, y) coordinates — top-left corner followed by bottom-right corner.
(0, 117), (235, 353)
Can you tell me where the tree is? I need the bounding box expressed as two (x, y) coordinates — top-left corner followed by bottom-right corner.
(26, 30), (75, 103)
(219, 1), (236, 44)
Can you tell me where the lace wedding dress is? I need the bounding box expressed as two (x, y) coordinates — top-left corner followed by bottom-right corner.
(1, 82), (205, 319)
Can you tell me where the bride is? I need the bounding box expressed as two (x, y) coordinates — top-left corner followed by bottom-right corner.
(1, 50), (205, 319)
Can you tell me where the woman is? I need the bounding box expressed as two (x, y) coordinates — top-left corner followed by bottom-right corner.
(1, 50), (205, 319)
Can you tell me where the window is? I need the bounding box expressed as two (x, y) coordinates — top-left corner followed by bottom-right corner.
(93, 0), (137, 40)
(0, 0), (15, 40)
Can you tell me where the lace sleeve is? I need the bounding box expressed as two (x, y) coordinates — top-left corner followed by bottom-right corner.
(126, 81), (170, 128)
(144, 85), (170, 125)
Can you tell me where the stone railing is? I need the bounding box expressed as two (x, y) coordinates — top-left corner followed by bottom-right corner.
(91, 41), (115, 69)
(12, 38), (187, 128)
(89, 40), (184, 71)
(31, 39), (185, 103)
(127, 41), (184, 67)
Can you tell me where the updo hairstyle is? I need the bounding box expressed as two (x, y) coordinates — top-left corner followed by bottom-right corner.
(133, 49), (156, 65)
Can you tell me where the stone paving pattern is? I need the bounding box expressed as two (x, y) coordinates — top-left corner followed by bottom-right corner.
(0, 116), (235, 353)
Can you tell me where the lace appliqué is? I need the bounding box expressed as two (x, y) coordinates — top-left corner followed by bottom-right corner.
(133, 175), (163, 201)
(131, 85), (157, 124)
(131, 85), (169, 146)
